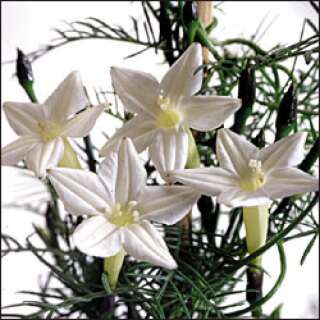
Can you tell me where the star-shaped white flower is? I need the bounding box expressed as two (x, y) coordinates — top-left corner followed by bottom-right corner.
(100, 43), (241, 175)
(2, 71), (104, 178)
(48, 138), (199, 269)
(168, 128), (318, 207)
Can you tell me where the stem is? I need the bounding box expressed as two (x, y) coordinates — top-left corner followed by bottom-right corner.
(243, 204), (269, 316)
(197, 1), (213, 65)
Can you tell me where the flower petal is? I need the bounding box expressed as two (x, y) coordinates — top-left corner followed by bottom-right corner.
(44, 71), (88, 123)
(111, 67), (160, 117)
(115, 138), (147, 204)
(216, 128), (258, 177)
(149, 128), (188, 178)
(99, 115), (157, 156)
(48, 167), (110, 216)
(3, 102), (45, 135)
(217, 188), (270, 207)
(259, 132), (307, 173)
(97, 151), (119, 205)
(25, 138), (64, 178)
(179, 95), (241, 131)
(72, 216), (121, 257)
(168, 167), (238, 197)
(262, 167), (318, 199)
(1, 136), (40, 165)
(160, 43), (202, 103)
(62, 105), (105, 137)
(137, 185), (199, 225)
(122, 221), (177, 269)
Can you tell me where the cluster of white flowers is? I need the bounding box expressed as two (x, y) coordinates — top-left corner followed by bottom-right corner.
(2, 43), (318, 270)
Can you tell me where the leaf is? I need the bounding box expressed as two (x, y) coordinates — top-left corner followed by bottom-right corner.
(101, 273), (112, 294)
(270, 303), (283, 318)
(300, 233), (318, 265)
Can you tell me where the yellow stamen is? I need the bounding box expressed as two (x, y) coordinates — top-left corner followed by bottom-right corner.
(37, 121), (62, 143)
(107, 202), (140, 227)
(157, 108), (181, 129)
(240, 159), (265, 192)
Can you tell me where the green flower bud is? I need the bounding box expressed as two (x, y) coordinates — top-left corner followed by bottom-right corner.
(275, 84), (297, 141)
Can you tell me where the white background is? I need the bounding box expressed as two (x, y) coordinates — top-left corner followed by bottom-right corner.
(1, 1), (319, 318)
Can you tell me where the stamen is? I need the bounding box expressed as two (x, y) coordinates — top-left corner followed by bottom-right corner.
(158, 89), (171, 111)
(37, 121), (62, 143)
(127, 200), (138, 211)
(132, 210), (140, 222)
(107, 202), (141, 227)
(248, 159), (262, 172)
(240, 159), (265, 192)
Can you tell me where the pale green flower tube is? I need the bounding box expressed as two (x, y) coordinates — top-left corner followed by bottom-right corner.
(243, 204), (269, 267)
(58, 138), (81, 169)
(104, 248), (125, 290)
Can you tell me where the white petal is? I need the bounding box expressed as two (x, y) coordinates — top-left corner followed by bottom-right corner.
(259, 132), (307, 173)
(97, 151), (119, 205)
(149, 128), (188, 178)
(62, 105), (105, 137)
(216, 128), (258, 177)
(115, 138), (147, 204)
(48, 167), (110, 216)
(137, 185), (200, 225)
(3, 102), (45, 135)
(25, 138), (64, 178)
(73, 216), (121, 257)
(1, 136), (40, 165)
(160, 43), (202, 103)
(111, 67), (160, 117)
(44, 71), (88, 123)
(99, 115), (157, 156)
(168, 167), (238, 197)
(179, 95), (241, 131)
(262, 167), (318, 199)
(217, 188), (270, 207)
(122, 221), (177, 269)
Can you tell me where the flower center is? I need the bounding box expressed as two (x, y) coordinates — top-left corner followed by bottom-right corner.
(156, 90), (181, 129)
(157, 108), (181, 129)
(37, 121), (62, 143)
(239, 159), (266, 192)
(105, 201), (140, 227)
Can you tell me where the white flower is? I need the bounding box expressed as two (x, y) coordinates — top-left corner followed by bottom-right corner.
(48, 138), (199, 269)
(168, 128), (318, 207)
(2, 71), (104, 178)
(100, 43), (241, 175)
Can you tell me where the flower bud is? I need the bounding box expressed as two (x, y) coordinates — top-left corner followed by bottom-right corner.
(16, 48), (33, 86)
(232, 64), (256, 134)
(16, 48), (37, 102)
(275, 84), (297, 141)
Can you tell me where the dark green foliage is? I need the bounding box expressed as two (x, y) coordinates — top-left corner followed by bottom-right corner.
(2, 1), (319, 319)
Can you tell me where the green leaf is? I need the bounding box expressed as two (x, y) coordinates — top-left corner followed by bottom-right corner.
(300, 233), (318, 265)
